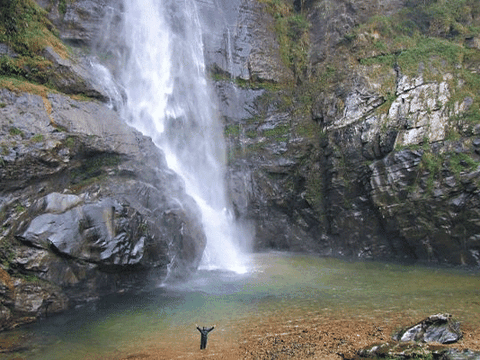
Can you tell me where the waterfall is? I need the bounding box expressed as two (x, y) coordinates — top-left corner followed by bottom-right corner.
(119, 0), (249, 274)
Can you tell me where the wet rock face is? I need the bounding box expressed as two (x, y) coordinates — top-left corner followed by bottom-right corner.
(198, 0), (294, 82)
(0, 89), (206, 330)
(36, 0), (122, 46)
(215, 0), (480, 265)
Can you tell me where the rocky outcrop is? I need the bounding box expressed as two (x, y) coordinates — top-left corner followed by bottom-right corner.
(0, 88), (206, 330)
(35, 0), (122, 46)
(356, 314), (477, 360)
(41, 46), (112, 101)
(198, 0), (294, 82)
(307, 0), (406, 66)
(215, 0), (480, 266)
(393, 314), (462, 344)
(357, 342), (480, 360)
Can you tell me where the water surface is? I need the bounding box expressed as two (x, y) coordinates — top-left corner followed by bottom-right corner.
(4, 253), (480, 359)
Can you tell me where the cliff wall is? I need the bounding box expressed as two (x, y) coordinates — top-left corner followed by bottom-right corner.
(0, 0), (205, 330)
(211, 0), (480, 266)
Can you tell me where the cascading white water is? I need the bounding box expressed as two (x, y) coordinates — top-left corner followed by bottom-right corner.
(119, 0), (249, 274)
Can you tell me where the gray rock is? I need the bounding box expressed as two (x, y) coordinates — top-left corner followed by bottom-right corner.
(37, 0), (122, 47)
(442, 349), (480, 360)
(358, 342), (480, 360)
(42, 46), (110, 100)
(44, 193), (83, 213)
(1, 89), (206, 330)
(393, 313), (462, 344)
(0, 43), (18, 58)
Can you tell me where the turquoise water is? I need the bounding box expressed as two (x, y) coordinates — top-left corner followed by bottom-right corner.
(3, 253), (479, 359)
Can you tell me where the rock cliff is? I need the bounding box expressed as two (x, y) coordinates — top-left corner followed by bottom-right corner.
(211, 0), (480, 266)
(0, 0), (205, 330)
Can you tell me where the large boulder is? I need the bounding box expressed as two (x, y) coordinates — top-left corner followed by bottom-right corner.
(357, 314), (476, 360)
(393, 313), (463, 344)
(0, 89), (206, 329)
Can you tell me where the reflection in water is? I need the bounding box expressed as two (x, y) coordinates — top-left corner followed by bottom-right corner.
(5, 253), (480, 359)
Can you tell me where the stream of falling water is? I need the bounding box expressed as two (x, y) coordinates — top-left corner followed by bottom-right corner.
(119, 0), (249, 274)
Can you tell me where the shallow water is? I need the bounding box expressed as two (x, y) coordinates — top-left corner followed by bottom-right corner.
(4, 253), (480, 359)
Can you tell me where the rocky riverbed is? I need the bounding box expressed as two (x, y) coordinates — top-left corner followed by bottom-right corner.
(54, 311), (478, 360)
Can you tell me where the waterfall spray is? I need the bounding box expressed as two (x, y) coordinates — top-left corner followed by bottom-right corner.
(119, 0), (249, 274)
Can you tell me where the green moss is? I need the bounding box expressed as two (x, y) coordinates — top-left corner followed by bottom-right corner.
(0, 237), (16, 269)
(258, 0), (311, 82)
(64, 136), (76, 149)
(345, 0), (480, 105)
(263, 124), (289, 138)
(0, 75), (53, 97)
(0, 0), (68, 93)
(1, 143), (9, 156)
(69, 153), (123, 191)
(224, 124), (241, 137)
(295, 121), (320, 139)
(246, 130), (258, 139)
(447, 152), (480, 176)
(58, 0), (67, 15)
(8, 127), (23, 137)
(0, 0), (66, 57)
(30, 134), (44, 142)
(305, 171), (324, 213)
(420, 151), (443, 194)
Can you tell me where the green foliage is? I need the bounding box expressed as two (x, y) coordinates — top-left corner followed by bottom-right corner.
(305, 168), (324, 213)
(224, 124), (241, 137)
(349, 0), (480, 71)
(0, 0), (67, 92)
(0, 0), (65, 56)
(295, 121), (321, 139)
(58, 0), (67, 15)
(1, 143), (9, 156)
(14, 204), (25, 213)
(259, 0), (311, 82)
(347, 0), (480, 138)
(416, 148), (479, 194)
(447, 152), (480, 176)
(0, 237), (16, 269)
(8, 127), (23, 137)
(0, 55), (52, 84)
(0, 102), (6, 108)
(30, 134), (44, 142)
(0, 0), (19, 35)
(263, 124), (289, 138)
(64, 136), (76, 149)
(246, 130), (257, 139)
(420, 151), (443, 193)
(70, 153), (123, 190)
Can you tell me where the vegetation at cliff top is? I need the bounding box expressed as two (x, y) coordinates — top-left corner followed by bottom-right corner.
(259, 0), (311, 82)
(346, 0), (480, 128)
(0, 0), (66, 57)
(0, 0), (67, 91)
